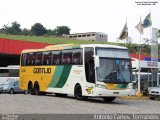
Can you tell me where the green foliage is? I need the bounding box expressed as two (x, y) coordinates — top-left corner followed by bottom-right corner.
(4, 21), (22, 35)
(158, 29), (160, 37)
(46, 29), (56, 36)
(31, 23), (47, 36)
(54, 26), (70, 36)
(21, 28), (31, 36)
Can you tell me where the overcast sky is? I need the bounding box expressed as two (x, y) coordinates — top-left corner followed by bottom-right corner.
(0, 0), (159, 43)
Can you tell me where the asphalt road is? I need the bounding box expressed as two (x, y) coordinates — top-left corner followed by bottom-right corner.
(0, 94), (160, 114)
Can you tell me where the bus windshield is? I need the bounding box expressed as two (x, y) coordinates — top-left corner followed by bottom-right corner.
(96, 48), (132, 83)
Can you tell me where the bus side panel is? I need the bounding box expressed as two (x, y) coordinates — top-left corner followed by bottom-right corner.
(20, 66), (56, 92)
(46, 65), (94, 96)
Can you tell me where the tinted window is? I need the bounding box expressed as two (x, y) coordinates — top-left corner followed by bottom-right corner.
(35, 52), (42, 65)
(21, 53), (27, 66)
(62, 50), (72, 64)
(27, 53), (36, 65)
(85, 47), (95, 83)
(72, 49), (83, 65)
(42, 51), (52, 65)
(52, 51), (62, 65)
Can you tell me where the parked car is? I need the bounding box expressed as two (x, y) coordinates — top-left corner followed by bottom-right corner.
(0, 79), (24, 94)
(149, 85), (160, 100)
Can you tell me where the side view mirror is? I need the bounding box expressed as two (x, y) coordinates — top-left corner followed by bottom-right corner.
(94, 55), (99, 68)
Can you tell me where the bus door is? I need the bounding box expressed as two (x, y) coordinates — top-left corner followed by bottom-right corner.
(84, 47), (95, 83)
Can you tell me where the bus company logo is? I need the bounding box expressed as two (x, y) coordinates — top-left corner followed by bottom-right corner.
(33, 68), (51, 74)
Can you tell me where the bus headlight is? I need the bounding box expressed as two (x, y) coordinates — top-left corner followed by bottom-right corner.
(96, 84), (106, 89)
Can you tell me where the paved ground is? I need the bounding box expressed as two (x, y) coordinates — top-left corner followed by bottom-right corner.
(0, 94), (160, 114)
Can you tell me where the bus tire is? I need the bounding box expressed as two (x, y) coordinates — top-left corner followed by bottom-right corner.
(28, 82), (33, 95)
(33, 82), (40, 95)
(74, 84), (87, 100)
(9, 88), (14, 94)
(103, 97), (116, 103)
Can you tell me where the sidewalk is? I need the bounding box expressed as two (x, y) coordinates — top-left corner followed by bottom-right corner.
(120, 91), (149, 99)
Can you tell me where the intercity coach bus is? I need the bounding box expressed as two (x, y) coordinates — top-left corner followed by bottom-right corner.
(20, 44), (134, 102)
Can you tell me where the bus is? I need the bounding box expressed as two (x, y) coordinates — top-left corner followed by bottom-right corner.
(20, 44), (134, 102)
(0, 65), (19, 85)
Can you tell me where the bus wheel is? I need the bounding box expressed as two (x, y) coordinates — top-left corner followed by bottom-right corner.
(9, 88), (14, 94)
(74, 84), (87, 100)
(33, 82), (40, 95)
(103, 97), (116, 103)
(28, 82), (33, 95)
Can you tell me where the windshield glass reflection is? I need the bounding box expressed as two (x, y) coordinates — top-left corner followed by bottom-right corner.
(97, 58), (132, 83)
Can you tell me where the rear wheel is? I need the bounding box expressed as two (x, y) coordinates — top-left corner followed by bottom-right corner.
(103, 97), (116, 103)
(33, 82), (40, 95)
(74, 84), (87, 100)
(27, 82), (33, 95)
(9, 88), (14, 94)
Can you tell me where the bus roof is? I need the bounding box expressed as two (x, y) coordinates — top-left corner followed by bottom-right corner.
(80, 44), (127, 49)
(21, 44), (127, 53)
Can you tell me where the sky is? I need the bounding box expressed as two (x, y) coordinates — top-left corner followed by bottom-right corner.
(0, 0), (160, 44)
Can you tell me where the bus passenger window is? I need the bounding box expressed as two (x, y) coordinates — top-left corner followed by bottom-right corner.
(29, 53), (36, 65)
(35, 52), (42, 65)
(62, 50), (72, 64)
(52, 51), (62, 65)
(22, 53), (27, 66)
(72, 49), (82, 65)
(25, 53), (30, 65)
(42, 52), (52, 65)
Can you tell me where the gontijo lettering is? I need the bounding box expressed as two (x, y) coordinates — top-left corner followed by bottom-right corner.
(33, 68), (51, 74)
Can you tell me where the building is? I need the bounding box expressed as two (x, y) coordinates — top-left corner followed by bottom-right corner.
(65, 32), (108, 42)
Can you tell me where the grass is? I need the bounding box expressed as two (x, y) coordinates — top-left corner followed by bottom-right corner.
(0, 33), (117, 45)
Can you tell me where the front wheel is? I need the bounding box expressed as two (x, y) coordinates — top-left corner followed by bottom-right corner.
(74, 84), (87, 100)
(150, 97), (155, 100)
(103, 97), (116, 103)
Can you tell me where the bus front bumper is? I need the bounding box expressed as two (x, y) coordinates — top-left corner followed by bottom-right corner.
(90, 88), (136, 97)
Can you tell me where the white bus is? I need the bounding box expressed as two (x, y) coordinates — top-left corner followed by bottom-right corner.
(20, 44), (134, 102)
(0, 65), (19, 84)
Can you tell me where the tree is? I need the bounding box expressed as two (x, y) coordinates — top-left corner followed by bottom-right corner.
(46, 29), (56, 36)
(22, 28), (31, 36)
(31, 23), (47, 36)
(5, 22), (21, 35)
(158, 29), (160, 37)
(54, 26), (70, 36)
